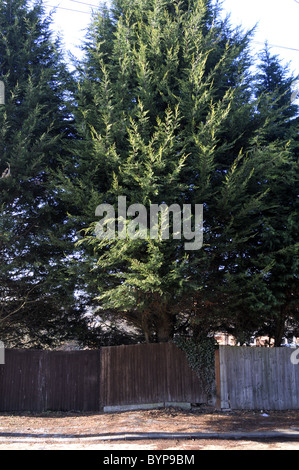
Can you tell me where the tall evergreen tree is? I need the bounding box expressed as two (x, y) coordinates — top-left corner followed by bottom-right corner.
(206, 46), (299, 346)
(240, 46), (299, 345)
(0, 0), (87, 347)
(57, 0), (298, 345)
(255, 43), (299, 144)
(56, 0), (257, 341)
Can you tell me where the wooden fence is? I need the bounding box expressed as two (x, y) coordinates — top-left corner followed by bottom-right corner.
(0, 343), (206, 412)
(0, 350), (100, 412)
(1, 344), (299, 412)
(101, 343), (206, 409)
(216, 346), (299, 410)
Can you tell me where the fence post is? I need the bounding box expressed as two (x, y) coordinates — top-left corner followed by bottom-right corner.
(215, 348), (221, 409)
(0, 342), (4, 365)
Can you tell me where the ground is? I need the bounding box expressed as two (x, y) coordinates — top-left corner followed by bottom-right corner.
(0, 407), (299, 450)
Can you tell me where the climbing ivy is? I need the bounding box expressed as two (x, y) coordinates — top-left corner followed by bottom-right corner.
(174, 337), (217, 397)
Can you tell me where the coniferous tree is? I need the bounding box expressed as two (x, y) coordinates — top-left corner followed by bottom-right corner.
(237, 46), (299, 345)
(57, 0), (298, 345)
(0, 0), (88, 347)
(255, 43), (299, 144)
(58, 0), (272, 342)
(207, 46), (299, 345)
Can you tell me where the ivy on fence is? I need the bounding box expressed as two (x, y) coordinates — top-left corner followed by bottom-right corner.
(174, 336), (217, 398)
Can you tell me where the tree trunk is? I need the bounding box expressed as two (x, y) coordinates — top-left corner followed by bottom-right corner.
(156, 311), (174, 343)
(274, 308), (287, 347)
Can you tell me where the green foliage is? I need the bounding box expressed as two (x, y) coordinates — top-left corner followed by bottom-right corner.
(0, 0), (84, 347)
(174, 336), (217, 397)
(57, 0), (299, 346)
(62, 0), (266, 342)
(1, 0), (298, 349)
(254, 43), (299, 143)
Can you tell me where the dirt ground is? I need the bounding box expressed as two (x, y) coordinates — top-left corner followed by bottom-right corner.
(1, 407), (299, 450)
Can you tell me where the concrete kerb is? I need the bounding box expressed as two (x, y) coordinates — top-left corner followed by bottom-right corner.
(1, 431), (299, 443)
(93, 431), (299, 442)
(103, 402), (192, 413)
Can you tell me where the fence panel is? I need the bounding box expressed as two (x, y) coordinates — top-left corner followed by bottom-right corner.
(0, 350), (46, 412)
(218, 346), (299, 410)
(0, 350), (101, 412)
(45, 350), (101, 412)
(0, 344), (207, 412)
(100, 342), (207, 408)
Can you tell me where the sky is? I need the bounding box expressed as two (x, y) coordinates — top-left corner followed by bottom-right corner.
(36, 0), (299, 78)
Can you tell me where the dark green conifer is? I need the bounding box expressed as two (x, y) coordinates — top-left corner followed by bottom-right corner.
(0, 0), (84, 347)
(62, 0), (278, 342)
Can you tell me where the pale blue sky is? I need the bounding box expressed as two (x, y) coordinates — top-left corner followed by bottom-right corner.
(37, 0), (299, 77)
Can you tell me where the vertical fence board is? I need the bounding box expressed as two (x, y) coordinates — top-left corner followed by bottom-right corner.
(219, 347), (229, 409)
